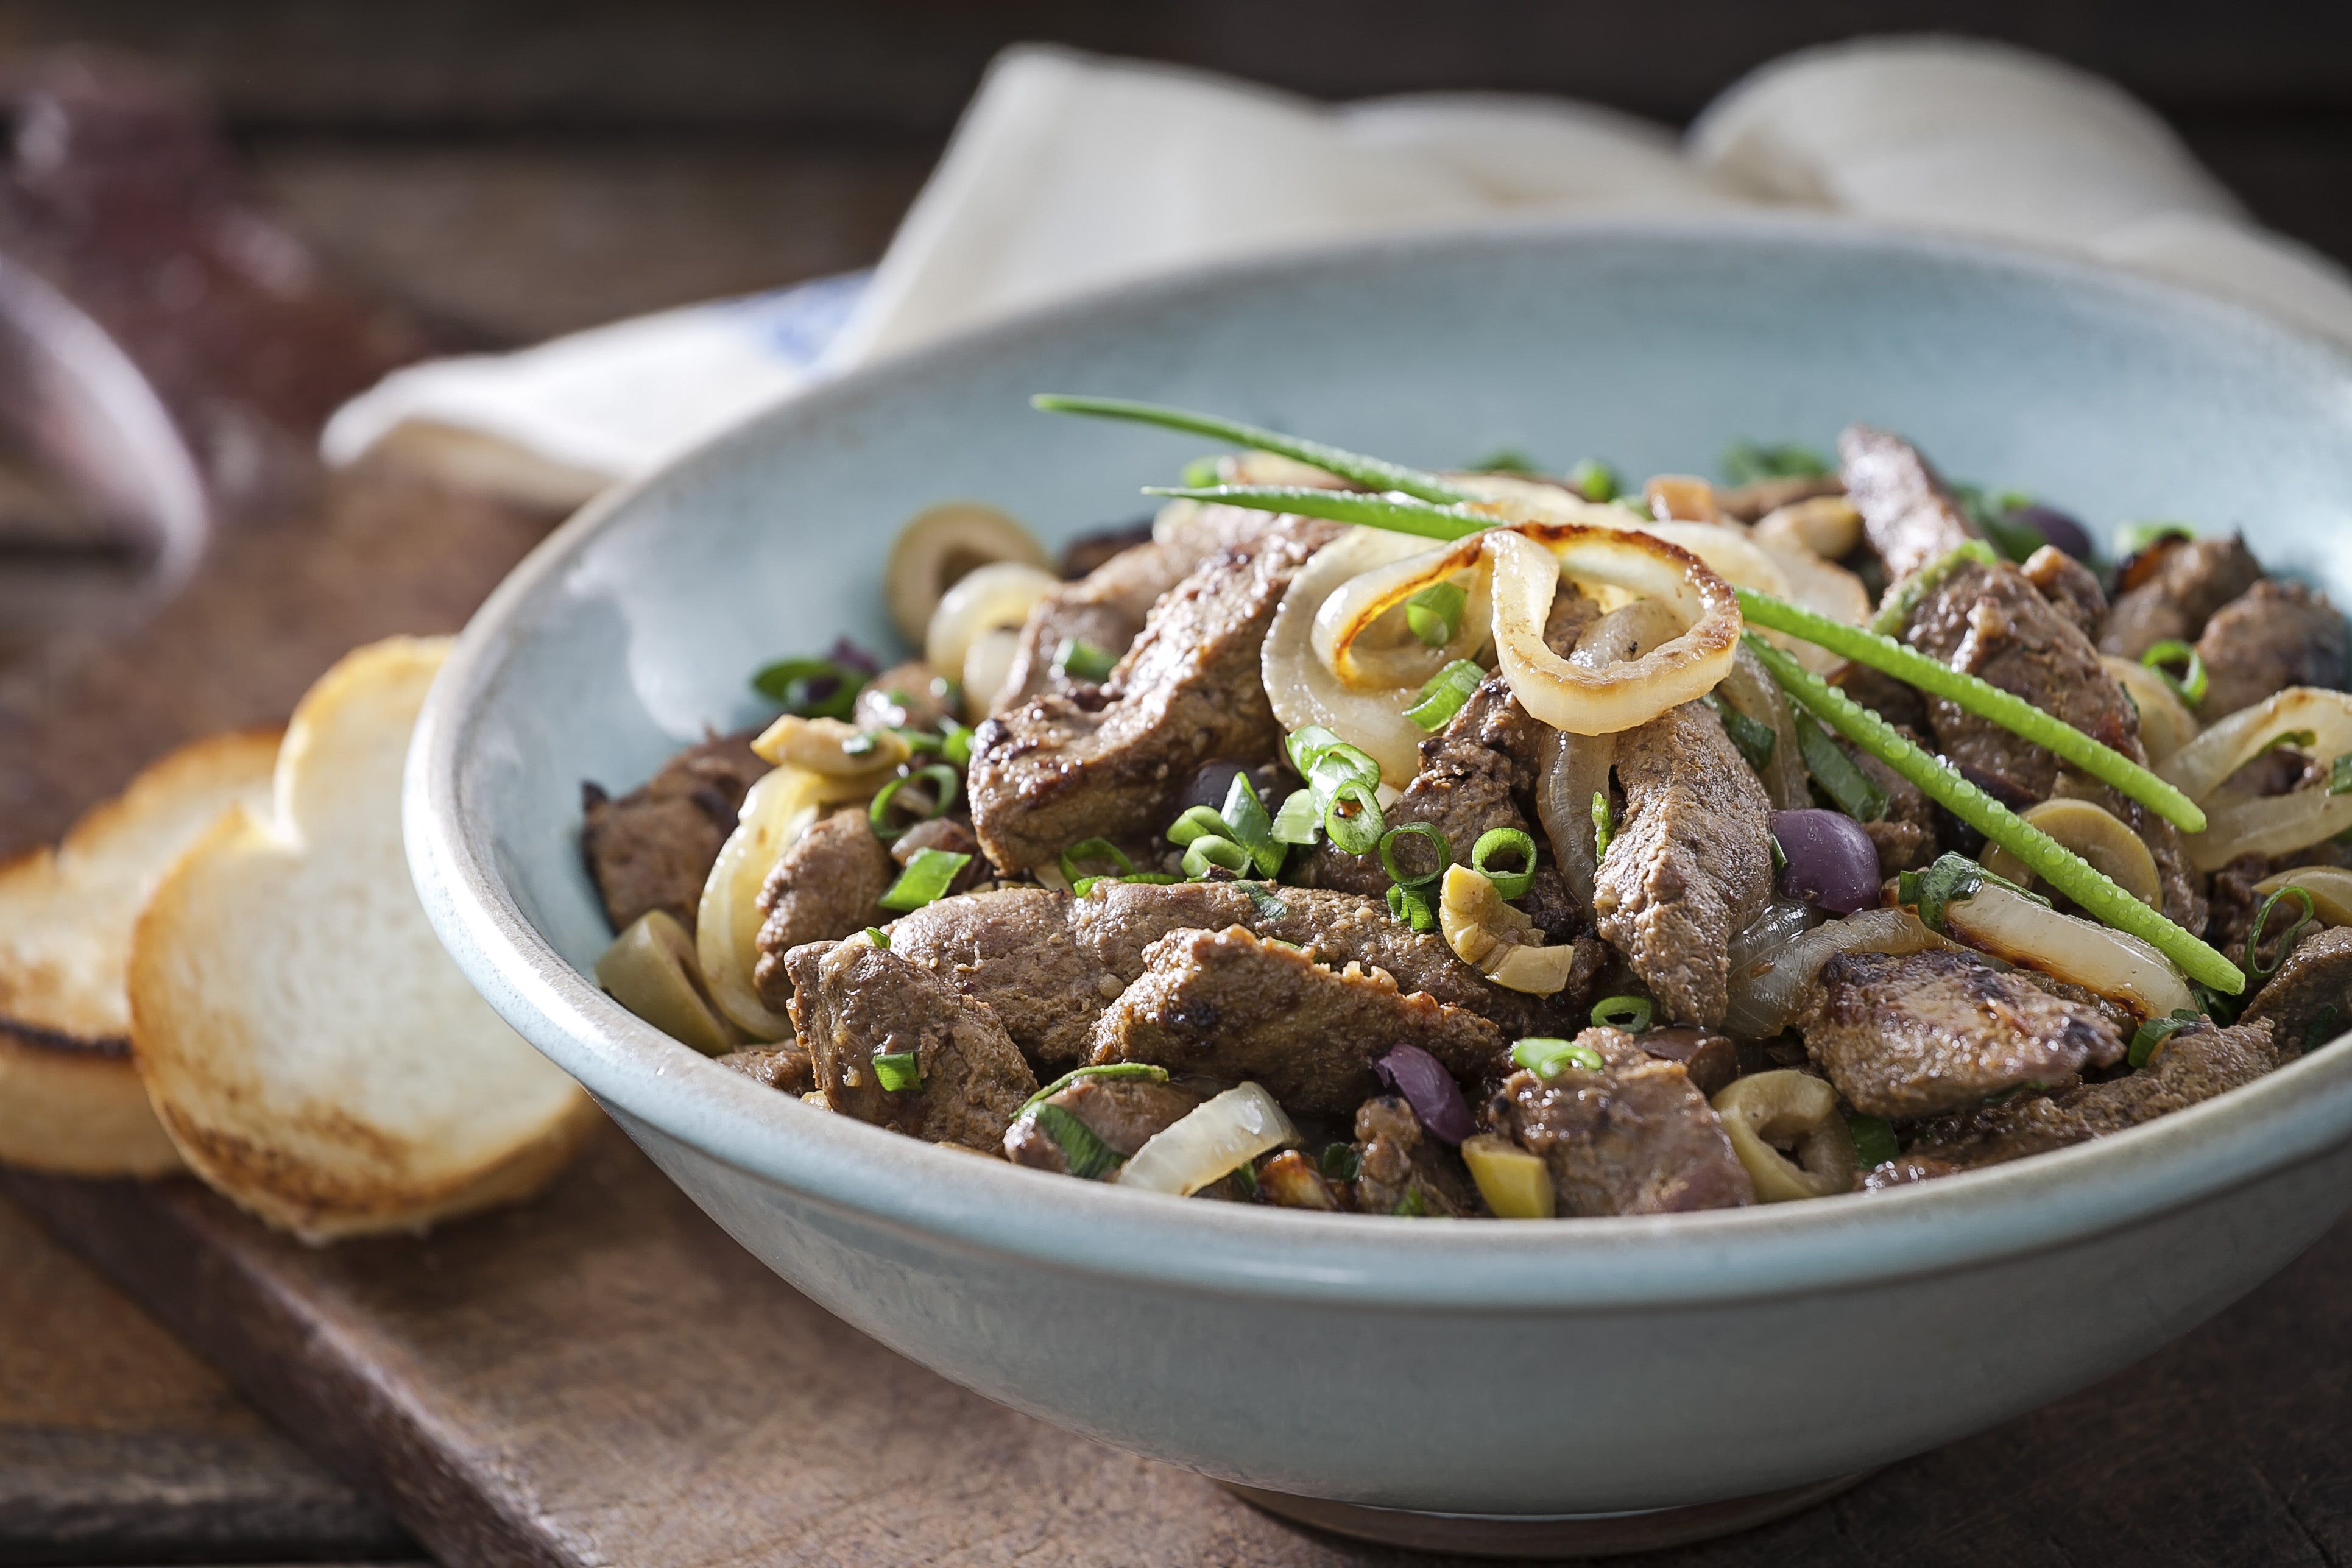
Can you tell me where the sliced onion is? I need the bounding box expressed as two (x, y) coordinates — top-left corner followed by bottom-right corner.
(1941, 883), (2194, 1020)
(1717, 642), (1812, 810)
(1725, 906), (1954, 1040)
(1116, 1082), (1299, 1196)
(1760, 546), (1871, 675)
(1374, 1043), (1475, 1144)
(886, 501), (1051, 645)
(696, 765), (828, 1040)
(1485, 525), (1740, 736)
(750, 715), (910, 777)
(964, 626), (1023, 719)
(2254, 866), (2352, 926)
(2102, 656), (2200, 765)
(2164, 688), (2352, 867)
(2190, 789), (2352, 871)
(923, 561), (1059, 680)
(1312, 534), (1491, 690)
(1263, 528), (1435, 784)
(1754, 495), (1863, 560)
(1981, 797), (2162, 909)
(1534, 726), (1613, 910)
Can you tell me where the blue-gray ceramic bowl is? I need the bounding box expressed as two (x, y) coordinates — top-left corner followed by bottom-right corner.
(407, 217), (2352, 1528)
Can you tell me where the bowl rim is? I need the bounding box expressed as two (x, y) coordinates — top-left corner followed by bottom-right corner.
(408, 210), (2352, 1313)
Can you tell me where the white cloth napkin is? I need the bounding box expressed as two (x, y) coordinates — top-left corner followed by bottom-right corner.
(322, 36), (2352, 507)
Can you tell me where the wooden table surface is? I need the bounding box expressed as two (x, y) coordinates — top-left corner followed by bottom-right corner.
(6, 30), (2352, 1563)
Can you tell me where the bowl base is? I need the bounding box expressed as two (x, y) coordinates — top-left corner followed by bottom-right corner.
(1225, 1470), (1874, 1558)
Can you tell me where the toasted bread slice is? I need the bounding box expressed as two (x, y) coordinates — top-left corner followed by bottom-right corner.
(130, 637), (595, 1240)
(0, 728), (281, 1175)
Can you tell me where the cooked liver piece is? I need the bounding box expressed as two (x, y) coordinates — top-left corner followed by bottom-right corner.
(2021, 544), (2108, 643)
(2099, 534), (2264, 660)
(1491, 1028), (1754, 1215)
(784, 940), (1037, 1151)
(1592, 701), (1775, 1028)
(969, 518), (1338, 874)
(1800, 948), (2126, 1120)
(1302, 673), (1580, 938)
(717, 1042), (815, 1096)
(884, 887), (1120, 1069)
(1896, 1019), (2280, 1174)
(1003, 1074), (1202, 1173)
(2194, 579), (2349, 718)
(750, 810), (895, 1010)
(1351, 1093), (1473, 1216)
(1837, 425), (1982, 579)
(1088, 925), (1505, 1115)
(1902, 557), (2142, 804)
(579, 733), (768, 934)
(1637, 1026), (1740, 1097)
(2239, 925), (2352, 1056)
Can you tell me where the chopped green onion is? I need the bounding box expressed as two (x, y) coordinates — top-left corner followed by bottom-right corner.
(877, 848), (970, 913)
(1393, 1185), (1428, 1217)
(1033, 1102), (1125, 1179)
(1386, 881), (1437, 931)
(1703, 691), (1778, 772)
(1307, 742), (1382, 799)
(1472, 827), (1538, 900)
(1405, 580), (1468, 647)
(1271, 788), (1322, 846)
(1182, 835), (1252, 878)
(1592, 791), (1614, 862)
(1512, 1036), (1607, 1077)
(867, 763), (962, 842)
(888, 727), (939, 755)
(1895, 853), (2049, 933)
(1589, 995), (1653, 1033)
(2259, 729), (2318, 757)
(2128, 1009), (2204, 1070)
(1053, 637), (1118, 683)
(1723, 439), (1831, 486)
(1846, 1115), (1900, 1170)
(1323, 780), (1385, 856)
(1221, 772), (1287, 878)
(863, 926), (891, 949)
(1033, 394), (1475, 503)
(1954, 484), (2047, 565)
(1569, 457), (1619, 502)
(842, 732), (880, 758)
(2114, 521), (2195, 556)
(1076, 872), (1182, 896)
(1061, 837), (1134, 885)
(1795, 717), (1889, 823)
(1180, 455), (1223, 489)
(1321, 1142), (1362, 1182)
(1405, 659), (1485, 731)
(1143, 485), (1494, 542)
(2140, 640), (2208, 707)
(1379, 823), (1451, 889)
(1238, 881), (1290, 921)
(2332, 753), (2352, 796)
(1232, 1160), (1261, 1198)
(871, 1050), (923, 1093)
(1022, 1061), (1171, 1112)
(1165, 805), (1230, 847)
(2245, 885), (2317, 981)
(941, 722), (976, 768)
(1471, 447), (1540, 474)
(1866, 540), (2001, 635)
(1285, 724), (1344, 775)
(1746, 634), (2242, 994)
(1770, 832), (1788, 870)
(750, 656), (869, 720)
(1739, 585), (2206, 833)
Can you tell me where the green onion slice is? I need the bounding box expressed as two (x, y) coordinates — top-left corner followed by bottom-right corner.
(878, 848), (970, 913)
(1746, 634), (2241, 994)
(1393, 1184), (1427, 1216)
(1511, 1036), (1608, 1077)
(1271, 788), (1322, 846)
(1379, 823), (1451, 889)
(1323, 780), (1385, 856)
(750, 655), (869, 720)
(1406, 659), (1485, 732)
(2114, 521), (2195, 557)
(2128, 1009), (2204, 1070)
(1053, 637), (1118, 683)
(1472, 827), (1538, 900)
(2245, 885), (2317, 981)
(1795, 717), (1889, 823)
(1060, 837), (1135, 885)
(867, 763), (962, 842)
(1592, 791), (1614, 862)
(1033, 394), (1475, 503)
(1896, 853), (2049, 933)
(2334, 754), (2352, 797)
(1405, 580), (1468, 647)
(2140, 639), (2209, 707)
(1386, 881), (1437, 931)
(1221, 771), (1287, 878)
(863, 926), (891, 949)
(1737, 586), (2206, 833)
(1033, 1102), (1125, 1179)
(1569, 457), (1619, 503)
(1166, 805), (1230, 846)
(1866, 540), (2001, 636)
(1723, 439), (1831, 486)
(1846, 1115), (1900, 1170)
(871, 1050), (923, 1093)
(1181, 835), (1252, 879)
(1321, 1142), (1362, 1182)
(1589, 995), (1653, 1033)
(1022, 1061), (1172, 1113)
(941, 722), (976, 768)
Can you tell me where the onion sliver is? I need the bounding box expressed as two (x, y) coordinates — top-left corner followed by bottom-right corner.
(2161, 687), (2352, 803)
(964, 627), (1023, 720)
(1941, 883), (2194, 1020)
(1313, 533), (1491, 690)
(1724, 906), (1952, 1040)
(1485, 525), (1740, 736)
(696, 765), (828, 1040)
(1980, 797), (2163, 910)
(886, 501), (1051, 645)
(2254, 866), (2352, 927)
(2189, 789), (2352, 872)
(1717, 643), (1813, 811)
(923, 561), (1059, 680)
(1117, 1083), (1299, 1196)
(1535, 726), (1613, 909)
(1760, 546), (1871, 676)
(2102, 656), (2200, 765)
(1264, 528), (1435, 784)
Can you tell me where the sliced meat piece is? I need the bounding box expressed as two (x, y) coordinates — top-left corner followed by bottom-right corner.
(1799, 948), (2126, 1120)
(1489, 1028), (1754, 1215)
(783, 939), (1037, 1151)
(2239, 925), (2352, 1056)
(995, 501), (1290, 708)
(1544, 581), (1604, 655)
(579, 733), (767, 934)
(890, 815), (979, 863)
(1302, 674), (1580, 939)
(1831, 663), (1928, 735)
(750, 810), (895, 1010)
(1636, 1026), (1739, 1097)
(2099, 534), (2264, 660)
(1902, 557), (2141, 804)
(2021, 544), (2108, 644)
(853, 660), (952, 732)
(2193, 579), (2349, 719)
(1058, 517), (1158, 581)
(969, 519), (1339, 874)
(2206, 852), (2271, 961)
(718, 1042), (814, 1096)
(1837, 425), (1981, 579)
(1898, 1019), (2280, 1173)
(1592, 700), (1775, 1027)
(1088, 925), (1505, 1116)
(885, 887), (1120, 1070)
(1003, 1073), (1202, 1173)
(1836, 735), (1938, 873)
(1351, 1093), (1474, 1216)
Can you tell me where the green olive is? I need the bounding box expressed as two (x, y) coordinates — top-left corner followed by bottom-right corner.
(1711, 1070), (1856, 1202)
(595, 910), (740, 1056)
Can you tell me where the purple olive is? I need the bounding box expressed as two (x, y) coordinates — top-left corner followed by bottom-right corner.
(1373, 1043), (1474, 1145)
(1770, 808), (1882, 915)
(1179, 757), (1289, 814)
(2008, 503), (2092, 562)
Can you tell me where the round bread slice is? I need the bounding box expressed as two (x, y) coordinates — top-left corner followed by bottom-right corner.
(130, 637), (595, 1240)
(0, 728), (281, 1176)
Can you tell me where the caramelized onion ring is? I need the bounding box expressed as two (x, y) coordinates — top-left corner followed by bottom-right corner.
(1312, 534), (1491, 691)
(1263, 528), (1437, 785)
(1484, 524), (1741, 736)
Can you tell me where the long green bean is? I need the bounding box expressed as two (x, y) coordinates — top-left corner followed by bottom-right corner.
(1746, 634), (2241, 994)
(1034, 396), (1475, 503)
(1143, 484), (1491, 540)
